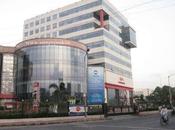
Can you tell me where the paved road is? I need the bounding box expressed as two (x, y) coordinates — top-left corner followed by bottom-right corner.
(0, 114), (175, 130)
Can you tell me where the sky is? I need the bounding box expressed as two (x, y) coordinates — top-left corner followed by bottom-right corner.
(1, 0), (175, 90)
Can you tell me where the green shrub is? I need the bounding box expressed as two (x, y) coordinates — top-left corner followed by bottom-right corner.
(0, 111), (68, 119)
(0, 106), (5, 110)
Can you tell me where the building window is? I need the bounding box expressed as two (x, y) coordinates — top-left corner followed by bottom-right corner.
(52, 32), (57, 37)
(40, 34), (45, 38)
(70, 30), (103, 41)
(87, 40), (130, 59)
(35, 29), (39, 34)
(59, 1), (102, 17)
(59, 22), (95, 35)
(88, 51), (131, 68)
(41, 18), (45, 24)
(35, 20), (39, 26)
(105, 63), (132, 78)
(104, 30), (120, 45)
(46, 33), (50, 37)
(24, 32), (28, 37)
(30, 30), (33, 35)
(52, 14), (57, 20)
(108, 89), (119, 106)
(52, 23), (57, 29)
(30, 22), (34, 27)
(59, 13), (93, 26)
(46, 25), (51, 30)
(40, 26), (45, 32)
(107, 89), (131, 107)
(24, 24), (28, 29)
(47, 16), (51, 22)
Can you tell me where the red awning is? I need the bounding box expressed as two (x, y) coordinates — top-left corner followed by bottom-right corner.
(105, 83), (133, 91)
(0, 94), (17, 99)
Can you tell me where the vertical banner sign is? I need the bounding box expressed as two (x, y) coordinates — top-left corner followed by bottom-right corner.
(32, 82), (40, 112)
(88, 67), (104, 104)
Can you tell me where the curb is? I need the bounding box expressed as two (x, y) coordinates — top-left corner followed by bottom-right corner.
(107, 115), (137, 121)
(0, 115), (104, 127)
(138, 111), (159, 116)
(107, 111), (159, 120)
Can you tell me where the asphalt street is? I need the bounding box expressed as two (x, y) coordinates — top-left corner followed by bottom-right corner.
(0, 114), (175, 130)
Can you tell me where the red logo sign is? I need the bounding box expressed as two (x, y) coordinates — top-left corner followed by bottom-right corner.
(119, 77), (124, 81)
(76, 106), (81, 112)
(118, 77), (125, 84)
(33, 82), (39, 88)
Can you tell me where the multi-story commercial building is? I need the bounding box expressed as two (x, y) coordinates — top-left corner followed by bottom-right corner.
(23, 0), (136, 112)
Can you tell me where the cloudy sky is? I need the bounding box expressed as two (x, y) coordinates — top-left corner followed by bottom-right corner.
(0, 0), (175, 90)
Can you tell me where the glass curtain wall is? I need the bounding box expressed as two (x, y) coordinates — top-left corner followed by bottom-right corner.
(15, 45), (87, 112)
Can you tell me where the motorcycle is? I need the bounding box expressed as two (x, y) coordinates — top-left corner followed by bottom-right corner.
(160, 111), (169, 125)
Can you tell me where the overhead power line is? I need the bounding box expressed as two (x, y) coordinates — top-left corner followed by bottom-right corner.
(121, 0), (166, 12)
(124, 2), (175, 15)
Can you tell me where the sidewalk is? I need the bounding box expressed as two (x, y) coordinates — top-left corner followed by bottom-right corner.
(0, 115), (104, 127)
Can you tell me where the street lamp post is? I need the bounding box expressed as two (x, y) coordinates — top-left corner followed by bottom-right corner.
(84, 48), (89, 118)
(46, 99), (49, 116)
(21, 99), (24, 117)
(46, 99), (49, 113)
(83, 93), (87, 117)
(168, 74), (175, 109)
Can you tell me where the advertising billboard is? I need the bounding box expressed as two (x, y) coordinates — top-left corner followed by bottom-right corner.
(32, 82), (40, 112)
(87, 67), (104, 104)
(69, 105), (85, 116)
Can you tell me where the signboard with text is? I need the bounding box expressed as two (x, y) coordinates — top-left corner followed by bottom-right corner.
(32, 82), (40, 112)
(69, 105), (85, 116)
(87, 67), (104, 105)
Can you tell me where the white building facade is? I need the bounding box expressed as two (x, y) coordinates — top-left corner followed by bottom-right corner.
(23, 0), (136, 109)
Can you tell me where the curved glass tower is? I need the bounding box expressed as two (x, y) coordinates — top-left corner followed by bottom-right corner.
(14, 38), (87, 112)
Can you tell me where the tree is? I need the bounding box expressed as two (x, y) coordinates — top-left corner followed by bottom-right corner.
(146, 85), (174, 108)
(161, 86), (170, 106)
(152, 86), (162, 105)
(140, 94), (145, 101)
(172, 87), (175, 106)
(49, 83), (69, 113)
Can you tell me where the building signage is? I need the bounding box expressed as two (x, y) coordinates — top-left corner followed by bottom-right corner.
(87, 67), (104, 104)
(118, 77), (125, 84)
(16, 39), (87, 51)
(69, 105), (85, 116)
(32, 82), (40, 111)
